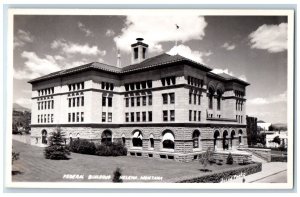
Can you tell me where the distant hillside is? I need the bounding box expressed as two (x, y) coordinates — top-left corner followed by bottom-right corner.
(271, 123), (288, 131)
(13, 103), (30, 112)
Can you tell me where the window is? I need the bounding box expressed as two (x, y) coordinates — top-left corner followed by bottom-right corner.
(148, 95), (152, 105)
(125, 113), (129, 122)
(81, 82), (84, 89)
(241, 116), (243, 124)
(76, 112), (79, 122)
(142, 96), (146, 106)
(150, 137), (154, 148)
(170, 93), (175, 104)
(68, 113), (71, 122)
(101, 82), (105, 89)
(38, 103), (40, 110)
(52, 100), (54, 109)
(41, 102), (43, 110)
(81, 97), (84, 106)
(51, 114), (53, 123)
(162, 94), (168, 104)
(198, 111), (201, 121)
(110, 83), (114, 91)
(171, 76), (176, 85)
(132, 130), (143, 147)
(108, 113), (112, 122)
(125, 84), (129, 91)
(166, 77), (171, 86)
(44, 102), (47, 109)
(48, 114), (50, 123)
(41, 115), (43, 123)
(142, 112), (146, 122)
(162, 130), (175, 149)
(125, 98), (129, 107)
(102, 112), (106, 122)
(141, 81), (146, 89)
(193, 130), (200, 148)
(69, 99), (71, 107)
(130, 83), (135, 91)
(81, 112), (84, 122)
(161, 78), (166, 86)
(134, 47), (138, 59)
(77, 97), (80, 107)
(189, 93), (192, 104)
(163, 110), (168, 121)
(147, 80), (152, 88)
(143, 47), (146, 58)
(131, 112), (135, 122)
(194, 94), (197, 105)
(102, 96), (106, 106)
(170, 110), (175, 121)
(73, 98), (76, 107)
(136, 97), (140, 106)
(48, 101), (51, 109)
(105, 82), (109, 90)
(108, 97), (112, 107)
(68, 85), (71, 91)
(136, 112), (140, 122)
(209, 95), (213, 109)
(189, 110), (192, 121)
(38, 115), (40, 123)
(72, 113), (75, 122)
(198, 95), (201, 105)
(148, 111), (152, 122)
(194, 111), (197, 121)
(217, 97), (221, 110)
(131, 97), (135, 107)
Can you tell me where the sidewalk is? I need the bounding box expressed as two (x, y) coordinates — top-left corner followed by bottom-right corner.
(226, 162), (287, 183)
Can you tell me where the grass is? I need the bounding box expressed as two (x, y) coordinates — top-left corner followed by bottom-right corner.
(12, 140), (241, 183)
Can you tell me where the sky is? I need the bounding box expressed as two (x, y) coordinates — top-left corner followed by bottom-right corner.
(12, 14), (288, 124)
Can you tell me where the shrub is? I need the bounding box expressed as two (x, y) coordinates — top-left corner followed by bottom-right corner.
(96, 142), (127, 156)
(44, 128), (70, 160)
(70, 139), (96, 155)
(12, 151), (20, 165)
(271, 155), (287, 162)
(226, 153), (234, 165)
(112, 167), (123, 183)
(199, 148), (214, 171)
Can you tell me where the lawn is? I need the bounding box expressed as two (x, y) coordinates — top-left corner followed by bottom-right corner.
(12, 140), (241, 183)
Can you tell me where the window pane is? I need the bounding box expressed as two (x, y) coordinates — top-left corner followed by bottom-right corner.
(162, 94), (168, 104)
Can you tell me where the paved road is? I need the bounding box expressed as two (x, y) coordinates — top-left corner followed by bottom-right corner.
(250, 170), (287, 183)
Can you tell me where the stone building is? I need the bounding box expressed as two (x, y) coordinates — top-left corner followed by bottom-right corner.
(29, 38), (250, 162)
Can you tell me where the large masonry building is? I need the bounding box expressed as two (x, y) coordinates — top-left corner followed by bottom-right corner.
(29, 38), (250, 162)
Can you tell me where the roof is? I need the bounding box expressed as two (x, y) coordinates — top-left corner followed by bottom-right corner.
(28, 53), (248, 86)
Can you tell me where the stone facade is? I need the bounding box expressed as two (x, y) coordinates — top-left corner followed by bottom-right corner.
(29, 39), (250, 162)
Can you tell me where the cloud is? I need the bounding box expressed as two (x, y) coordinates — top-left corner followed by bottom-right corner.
(78, 22), (93, 36)
(248, 91), (287, 105)
(221, 42), (236, 51)
(114, 15), (207, 53)
(51, 39), (106, 56)
(167, 44), (212, 64)
(105, 29), (115, 37)
(14, 29), (34, 48)
(15, 98), (32, 109)
(211, 68), (247, 81)
(14, 51), (61, 80)
(249, 23), (287, 53)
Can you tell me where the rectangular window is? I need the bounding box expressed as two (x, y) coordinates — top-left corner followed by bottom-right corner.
(170, 110), (175, 121)
(76, 112), (79, 122)
(48, 101), (51, 109)
(101, 82), (105, 89)
(148, 95), (152, 105)
(241, 116), (243, 124)
(170, 93), (175, 104)
(41, 115), (43, 123)
(141, 81), (146, 89)
(161, 78), (166, 86)
(41, 102), (43, 110)
(194, 94), (197, 105)
(134, 47), (138, 59)
(125, 113), (129, 122)
(171, 76), (176, 85)
(110, 83), (114, 91)
(102, 96), (106, 106)
(69, 99), (71, 108)
(108, 97), (112, 107)
(136, 97), (140, 106)
(189, 93), (192, 104)
(142, 112), (146, 122)
(241, 103), (243, 111)
(108, 112), (112, 122)
(148, 111), (152, 122)
(131, 112), (135, 122)
(194, 111), (197, 121)
(73, 98), (76, 107)
(77, 97), (80, 107)
(198, 111), (201, 121)
(125, 84), (129, 91)
(68, 85), (71, 91)
(147, 80), (152, 88)
(38, 102), (40, 110)
(68, 113), (71, 122)
(189, 110), (192, 121)
(217, 97), (221, 110)
(131, 97), (135, 107)
(44, 102), (47, 109)
(38, 115), (40, 123)
(81, 82), (84, 89)
(81, 112), (84, 122)
(163, 110), (168, 121)
(81, 97), (84, 106)
(102, 112), (106, 122)
(136, 112), (140, 122)
(162, 94), (168, 104)
(187, 76), (191, 85)
(48, 114), (50, 123)
(198, 95), (201, 105)
(52, 100), (54, 109)
(125, 98), (129, 107)
(209, 95), (213, 109)
(51, 114), (53, 123)
(142, 96), (146, 106)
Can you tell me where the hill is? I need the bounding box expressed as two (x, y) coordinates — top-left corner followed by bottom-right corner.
(13, 103), (30, 112)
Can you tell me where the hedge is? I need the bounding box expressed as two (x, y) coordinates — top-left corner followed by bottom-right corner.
(271, 155), (287, 162)
(69, 139), (96, 155)
(176, 162), (262, 183)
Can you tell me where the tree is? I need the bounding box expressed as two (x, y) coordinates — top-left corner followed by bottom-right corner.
(112, 167), (123, 182)
(273, 136), (281, 145)
(257, 133), (266, 146)
(268, 124), (274, 131)
(199, 147), (214, 172)
(44, 128), (70, 160)
(226, 153), (234, 165)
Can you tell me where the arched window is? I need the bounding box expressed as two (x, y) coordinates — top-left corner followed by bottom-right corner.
(214, 130), (220, 150)
(230, 130), (236, 148)
(192, 130), (200, 149)
(101, 130), (112, 144)
(132, 130), (143, 147)
(42, 130), (47, 144)
(121, 134), (126, 145)
(149, 134), (154, 149)
(162, 130), (175, 149)
(223, 130), (228, 150)
(208, 88), (214, 109)
(238, 130), (243, 145)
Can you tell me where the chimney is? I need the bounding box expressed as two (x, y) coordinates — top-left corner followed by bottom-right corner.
(131, 38), (148, 64)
